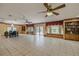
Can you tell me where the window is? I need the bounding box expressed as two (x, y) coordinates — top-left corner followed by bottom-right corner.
(51, 25), (60, 34)
(47, 26), (51, 33)
(47, 25), (63, 34)
(27, 26), (33, 33)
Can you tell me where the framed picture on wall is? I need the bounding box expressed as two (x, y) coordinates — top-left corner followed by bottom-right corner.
(22, 26), (25, 31)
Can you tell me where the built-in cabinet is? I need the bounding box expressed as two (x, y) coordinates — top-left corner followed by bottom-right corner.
(64, 18), (79, 41)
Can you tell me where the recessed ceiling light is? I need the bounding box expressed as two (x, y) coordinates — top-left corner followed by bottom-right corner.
(8, 14), (12, 17)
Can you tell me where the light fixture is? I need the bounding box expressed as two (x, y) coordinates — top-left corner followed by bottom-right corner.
(8, 14), (12, 17)
(11, 24), (14, 27)
(47, 12), (53, 16)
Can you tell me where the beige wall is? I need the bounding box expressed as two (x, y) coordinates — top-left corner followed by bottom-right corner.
(0, 23), (27, 35)
(0, 23), (8, 35)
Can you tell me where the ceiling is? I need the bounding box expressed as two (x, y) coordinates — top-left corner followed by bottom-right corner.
(0, 3), (79, 24)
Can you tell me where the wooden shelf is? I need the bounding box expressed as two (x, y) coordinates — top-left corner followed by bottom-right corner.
(64, 19), (79, 41)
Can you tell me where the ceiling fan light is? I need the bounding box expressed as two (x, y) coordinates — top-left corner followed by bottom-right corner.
(47, 12), (52, 16)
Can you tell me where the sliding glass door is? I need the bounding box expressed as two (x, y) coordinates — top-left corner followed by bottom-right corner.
(35, 25), (44, 35)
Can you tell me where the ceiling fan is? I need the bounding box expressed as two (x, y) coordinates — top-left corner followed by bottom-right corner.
(22, 15), (32, 24)
(8, 14), (32, 24)
(39, 3), (66, 17)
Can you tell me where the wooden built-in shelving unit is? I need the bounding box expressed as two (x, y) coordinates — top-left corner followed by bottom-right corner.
(64, 18), (79, 41)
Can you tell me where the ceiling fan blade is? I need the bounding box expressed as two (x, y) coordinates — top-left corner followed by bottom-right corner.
(45, 15), (48, 17)
(52, 4), (66, 11)
(43, 3), (49, 9)
(53, 12), (59, 15)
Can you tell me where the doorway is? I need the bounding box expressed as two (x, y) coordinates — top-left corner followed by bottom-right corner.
(35, 25), (44, 35)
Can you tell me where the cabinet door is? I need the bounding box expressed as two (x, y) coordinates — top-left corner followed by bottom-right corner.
(76, 35), (79, 40)
(72, 34), (79, 41)
(65, 34), (70, 40)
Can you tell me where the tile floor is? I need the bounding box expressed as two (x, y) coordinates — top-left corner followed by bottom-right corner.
(0, 34), (79, 56)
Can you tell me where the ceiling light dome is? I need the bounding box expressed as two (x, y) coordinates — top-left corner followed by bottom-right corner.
(47, 12), (52, 16)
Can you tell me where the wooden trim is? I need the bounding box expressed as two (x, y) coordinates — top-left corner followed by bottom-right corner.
(64, 19), (79, 22)
(64, 17), (79, 21)
(45, 34), (63, 39)
(0, 22), (25, 26)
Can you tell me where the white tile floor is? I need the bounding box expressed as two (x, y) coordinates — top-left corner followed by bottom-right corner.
(0, 34), (79, 56)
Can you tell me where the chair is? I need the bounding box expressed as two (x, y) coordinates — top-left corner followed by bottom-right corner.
(4, 31), (9, 38)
